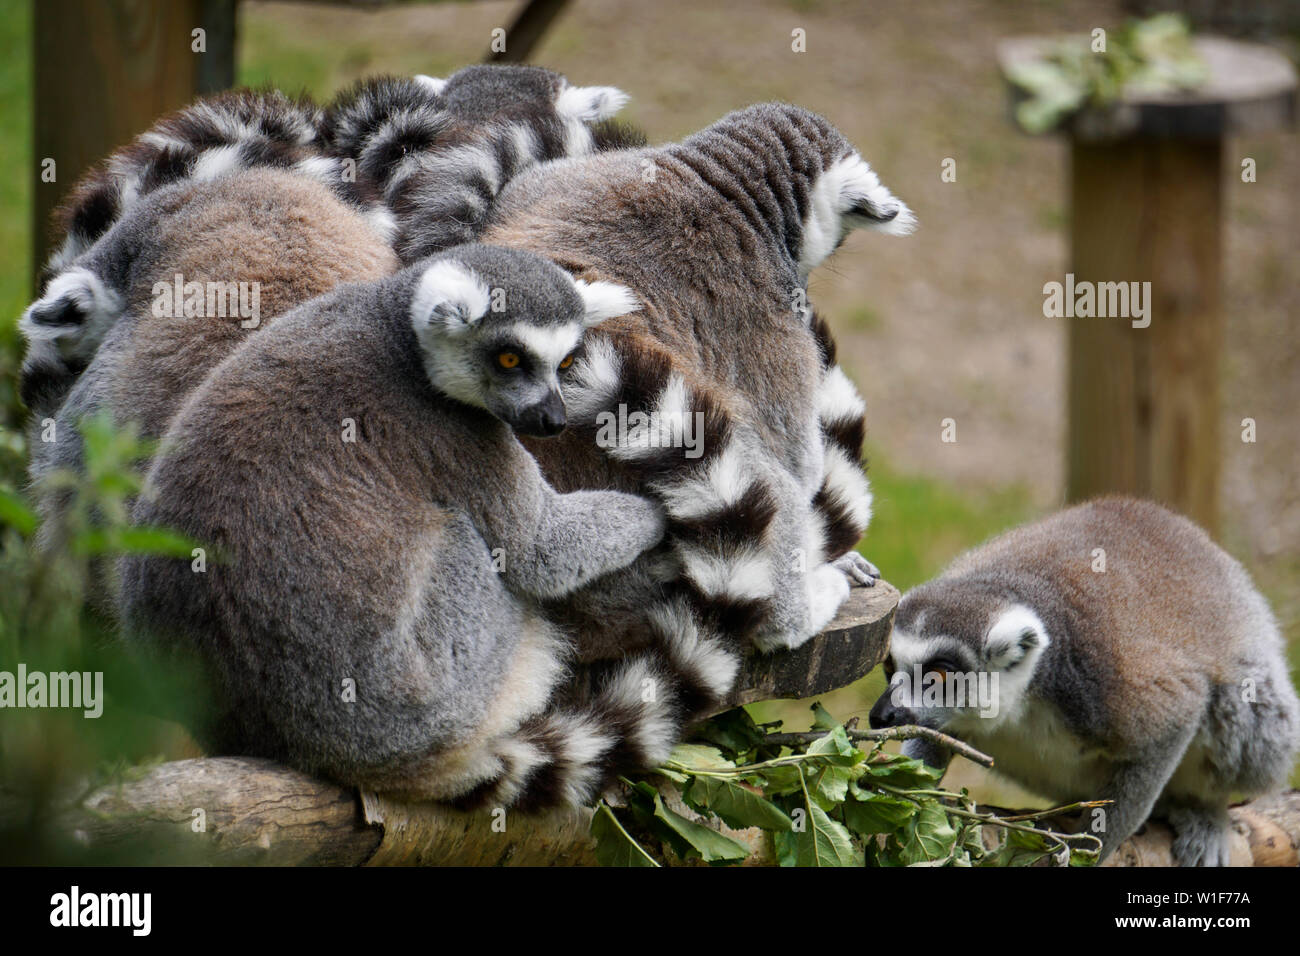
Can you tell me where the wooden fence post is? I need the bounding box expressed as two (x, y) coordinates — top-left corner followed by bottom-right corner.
(1000, 36), (1296, 536)
(31, 0), (236, 292)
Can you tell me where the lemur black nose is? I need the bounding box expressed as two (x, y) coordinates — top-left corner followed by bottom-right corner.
(868, 693), (913, 730)
(515, 392), (567, 438)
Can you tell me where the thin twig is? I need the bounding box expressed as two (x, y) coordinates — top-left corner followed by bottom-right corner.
(763, 724), (995, 768)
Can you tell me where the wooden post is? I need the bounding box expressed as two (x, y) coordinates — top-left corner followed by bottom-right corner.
(1000, 37), (1296, 536)
(1067, 138), (1223, 533)
(31, 0), (236, 291)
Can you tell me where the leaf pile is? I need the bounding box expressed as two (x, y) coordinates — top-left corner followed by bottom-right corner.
(1006, 13), (1209, 134)
(592, 703), (1103, 867)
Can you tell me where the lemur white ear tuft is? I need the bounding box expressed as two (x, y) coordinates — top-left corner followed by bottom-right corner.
(832, 153), (917, 237)
(411, 260), (491, 336)
(573, 278), (640, 327)
(985, 605), (1050, 670)
(19, 267), (123, 360)
(414, 74), (448, 95)
(555, 84), (629, 122)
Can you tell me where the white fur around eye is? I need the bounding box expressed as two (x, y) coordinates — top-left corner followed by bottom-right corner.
(411, 259), (492, 335)
(573, 279), (639, 326)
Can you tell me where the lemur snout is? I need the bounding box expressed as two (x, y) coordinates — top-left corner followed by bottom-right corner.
(514, 391), (567, 437)
(868, 692), (914, 730)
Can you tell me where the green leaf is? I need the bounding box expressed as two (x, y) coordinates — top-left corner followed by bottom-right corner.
(689, 706), (767, 756)
(590, 803), (659, 867)
(862, 752), (943, 788)
(685, 775), (792, 832)
(795, 800), (858, 867)
(807, 763), (856, 811)
(773, 828), (798, 867)
(747, 763), (804, 796)
(809, 701), (837, 731)
(651, 794), (748, 863)
(979, 828), (1052, 868)
(909, 800), (959, 863)
(0, 487), (38, 537)
(806, 725), (864, 765)
(115, 526), (201, 557)
(668, 743), (735, 772)
(843, 792), (917, 836)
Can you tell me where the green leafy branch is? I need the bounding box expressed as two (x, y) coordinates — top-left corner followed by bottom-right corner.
(591, 703), (1105, 867)
(1006, 13), (1209, 134)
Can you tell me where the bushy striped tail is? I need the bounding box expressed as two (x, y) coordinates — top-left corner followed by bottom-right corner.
(44, 89), (389, 281)
(808, 310), (876, 567)
(453, 634), (740, 811)
(319, 68), (631, 263)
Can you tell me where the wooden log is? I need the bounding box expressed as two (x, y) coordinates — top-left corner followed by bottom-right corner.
(64, 755), (1300, 867)
(48, 577), (1299, 868)
(56, 582), (894, 865)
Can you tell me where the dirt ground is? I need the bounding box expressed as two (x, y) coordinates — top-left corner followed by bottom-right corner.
(243, 0), (1299, 800)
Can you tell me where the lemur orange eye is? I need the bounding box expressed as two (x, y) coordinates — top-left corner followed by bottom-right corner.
(497, 351), (520, 370)
(559, 353), (575, 370)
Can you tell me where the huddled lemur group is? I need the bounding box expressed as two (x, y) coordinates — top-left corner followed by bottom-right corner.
(19, 66), (1297, 863)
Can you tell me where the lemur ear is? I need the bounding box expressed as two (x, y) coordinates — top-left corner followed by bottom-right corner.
(19, 267), (123, 359)
(830, 153), (916, 238)
(573, 278), (640, 327)
(410, 260), (492, 336)
(984, 605), (1050, 670)
(555, 84), (629, 122)
(414, 74), (448, 95)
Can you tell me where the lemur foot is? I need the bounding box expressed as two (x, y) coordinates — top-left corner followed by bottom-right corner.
(1167, 806), (1233, 867)
(833, 551), (880, 587)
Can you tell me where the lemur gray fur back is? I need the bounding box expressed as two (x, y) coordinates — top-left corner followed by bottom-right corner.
(24, 170), (396, 548)
(480, 102), (911, 674)
(120, 246), (674, 807)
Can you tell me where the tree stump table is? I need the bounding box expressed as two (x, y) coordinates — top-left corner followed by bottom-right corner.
(998, 36), (1296, 537)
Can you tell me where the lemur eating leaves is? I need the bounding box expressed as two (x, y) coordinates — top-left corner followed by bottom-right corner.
(869, 498), (1300, 866)
(121, 246), (676, 807)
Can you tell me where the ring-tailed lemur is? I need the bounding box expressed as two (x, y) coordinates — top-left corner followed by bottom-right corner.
(869, 497), (1300, 866)
(23, 169), (397, 539)
(320, 65), (633, 262)
(477, 102), (911, 679)
(121, 245), (683, 808)
(28, 65), (631, 418)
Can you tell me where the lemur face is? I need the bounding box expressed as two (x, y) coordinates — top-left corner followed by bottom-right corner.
(870, 587), (1050, 733)
(409, 246), (638, 437)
